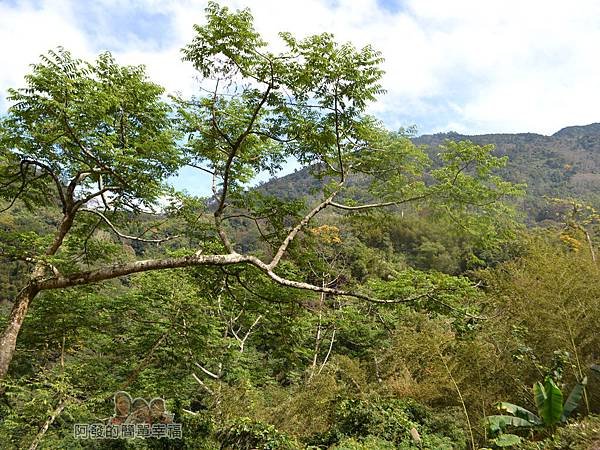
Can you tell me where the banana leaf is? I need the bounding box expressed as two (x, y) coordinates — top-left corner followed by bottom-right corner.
(486, 415), (535, 431)
(535, 377), (563, 426)
(496, 402), (541, 425)
(533, 381), (547, 414)
(562, 376), (587, 421)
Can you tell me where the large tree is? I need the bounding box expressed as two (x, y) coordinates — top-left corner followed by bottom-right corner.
(0, 2), (518, 380)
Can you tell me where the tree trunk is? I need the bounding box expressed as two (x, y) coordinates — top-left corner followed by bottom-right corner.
(0, 213), (73, 380)
(0, 284), (39, 379)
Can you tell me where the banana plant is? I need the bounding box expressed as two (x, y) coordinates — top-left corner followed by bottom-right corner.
(486, 376), (587, 434)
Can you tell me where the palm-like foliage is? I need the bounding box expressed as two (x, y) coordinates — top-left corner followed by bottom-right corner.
(487, 376), (587, 435)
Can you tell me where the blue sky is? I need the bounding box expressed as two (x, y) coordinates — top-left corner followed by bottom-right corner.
(2, 0), (600, 195)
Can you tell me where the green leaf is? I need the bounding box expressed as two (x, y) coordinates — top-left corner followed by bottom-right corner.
(562, 377), (587, 421)
(496, 402), (541, 424)
(486, 415), (535, 431)
(533, 381), (547, 414)
(536, 377), (563, 426)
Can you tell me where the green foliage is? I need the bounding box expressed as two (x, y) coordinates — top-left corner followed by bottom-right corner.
(331, 435), (397, 449)
(534, 377), (564, 426)
(368, 268), (483, 332)
(1, 48), (181, 209)
(516, 414), (600, 449)
(303, 396), (465, 449)
(486, 376), (588, 445)
(176, 1), (388, 205)
(216, 418), (300, 450)
(1, 3), (597, 450)
(490, 433), (523, 447)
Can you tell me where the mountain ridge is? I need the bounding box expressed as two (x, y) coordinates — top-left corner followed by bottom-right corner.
(262, 123), (600, 221)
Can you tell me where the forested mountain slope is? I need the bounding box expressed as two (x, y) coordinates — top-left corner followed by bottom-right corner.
(262, 123), (600, 222)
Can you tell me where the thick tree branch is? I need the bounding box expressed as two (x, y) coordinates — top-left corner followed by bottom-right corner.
(38, 253), (252, 290)
(66, 168), (107, 201)
(35, 251), (440, 306)
(268, 191), (338, 269)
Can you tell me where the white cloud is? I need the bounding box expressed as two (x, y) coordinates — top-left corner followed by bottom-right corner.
(0, 0), (92, 109)
(2, 0), (600, 137)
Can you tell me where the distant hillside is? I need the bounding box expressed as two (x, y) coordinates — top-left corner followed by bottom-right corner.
(262, 123), (600, 222)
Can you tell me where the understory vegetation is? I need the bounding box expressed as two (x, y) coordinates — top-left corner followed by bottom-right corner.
(0, 3), (599, 449)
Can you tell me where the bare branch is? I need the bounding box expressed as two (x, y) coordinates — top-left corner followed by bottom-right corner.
(223, 213), (276, 248)
(187, 163), (215, 175)
(62, 115), (128, 187)
(269, 191), (338, 269)
(318, 327), (336, 375)
(66, 168), (108, 203)
(330, 193), (430, 211)
(249, 130), (298, 143)
(238, 315), (262, 352)
(194, 362), (220, 379)
(210, 79), (235, 148)
(330, 200), (397, 211)
(0, 164), (30, 213)
(192, 373), (214, 395)
(0, 163), (60, 213)
(214, 216), (235, 253)
(213, 77), (274, 252)
(73, 187), (122, 209)
(79, 208), (179, 243)
(122, 311), (178, 390)
(27, 399), (68, 450)
(215, 82), (273, 215)
(424, 293), (489, 320)
(21, 159), (68, 212)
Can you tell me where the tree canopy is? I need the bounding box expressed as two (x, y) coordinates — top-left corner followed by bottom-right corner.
(3, 4), (584, 450)
(0, 2), (520, 380)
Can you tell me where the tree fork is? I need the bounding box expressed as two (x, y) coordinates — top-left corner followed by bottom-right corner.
(0, 212), (74, 380)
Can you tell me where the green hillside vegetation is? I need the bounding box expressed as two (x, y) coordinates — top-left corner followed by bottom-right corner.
(0, 3), (599, 449)
(262, 124), (600, 224)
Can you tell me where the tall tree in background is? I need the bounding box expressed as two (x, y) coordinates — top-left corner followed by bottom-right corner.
(0, 2), (518, 380)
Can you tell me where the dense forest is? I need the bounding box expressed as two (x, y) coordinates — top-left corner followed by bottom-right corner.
(0, 3), (599, 449)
